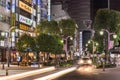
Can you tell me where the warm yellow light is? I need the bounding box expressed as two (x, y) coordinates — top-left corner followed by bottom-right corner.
(113, 34), (117, 39)
(100, 31), (104, 35)
(88, 40), (91, 44)
(70, 37), (73, 40)
(95, 42), (99, 46)
(61, 40), (63, 43)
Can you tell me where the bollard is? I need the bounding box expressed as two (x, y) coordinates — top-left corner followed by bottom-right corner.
(6, 69), (8, 76)
(103, 62), (105, 71)
(2, 62), (5, 69)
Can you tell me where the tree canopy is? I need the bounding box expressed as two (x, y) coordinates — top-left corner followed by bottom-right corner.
(36, 20), (60, 35)
(16, 34), (36, 52)
(94, 8), (120, 33)
(59, 19), (76, 37)
(36, 33), (63, 54)
(93, 8), (120, 53)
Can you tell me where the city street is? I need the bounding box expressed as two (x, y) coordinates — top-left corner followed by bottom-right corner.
(1, 64), (120, 80)
(54, 67), (120, 80)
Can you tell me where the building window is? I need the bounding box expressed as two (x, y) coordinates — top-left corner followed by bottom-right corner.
(0, 13), (10, 24)
(0, 0), (6, 7)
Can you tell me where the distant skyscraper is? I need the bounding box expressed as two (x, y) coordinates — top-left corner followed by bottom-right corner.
(51, 1), (70, 21)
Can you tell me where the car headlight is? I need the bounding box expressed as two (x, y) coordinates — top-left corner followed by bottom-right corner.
(87, 60), (92, 64)
(79, 60), (84, 64)
(78, 59), (84, 64)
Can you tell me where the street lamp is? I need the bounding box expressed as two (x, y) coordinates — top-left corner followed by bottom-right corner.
(0, 32), (8, 69)
(7, 27), (19, 67)
(63, 36), (73, 59)
(100, 29), (117, 67)
(88, 40), (98, 57)
(100, 29), (117, 50)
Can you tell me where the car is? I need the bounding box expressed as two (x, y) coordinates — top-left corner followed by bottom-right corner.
(77, 57), (94, 72)
(78, 57), (92, 65)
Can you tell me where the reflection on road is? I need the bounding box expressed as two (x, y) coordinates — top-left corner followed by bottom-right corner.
(77, 64), (95, 74)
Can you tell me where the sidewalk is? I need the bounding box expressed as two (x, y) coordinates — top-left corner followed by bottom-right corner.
(0, 63), (48, 76)
(95, 65), (120, 72)
(0, 65), (77, 80)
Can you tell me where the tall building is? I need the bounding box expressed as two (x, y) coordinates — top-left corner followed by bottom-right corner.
(10, 0), (52, 44)
(51, 0), (70, 21)
(0, 0), (52, 63)
(0, 0), (10, 62)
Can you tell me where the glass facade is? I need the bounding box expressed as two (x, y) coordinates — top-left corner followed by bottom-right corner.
(0, 0), (6, 8)
(0, 0), (10, 24)
(0, 14), (10, 24)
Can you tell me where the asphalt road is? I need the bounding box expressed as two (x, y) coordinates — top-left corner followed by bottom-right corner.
(1, 65), (120, 80)
(53, 67), (120, 80)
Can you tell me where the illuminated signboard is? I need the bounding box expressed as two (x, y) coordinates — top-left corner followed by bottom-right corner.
(19, 24), (30, 31)
(37, 0), (41, 5)
(48, 0), (51, 21)
(19, 1), (32, 13)
(19, 15), (32, 26)
(11, 13), (16, 26)
(25, 0), (32, 4)
(12, 0), (15, 13)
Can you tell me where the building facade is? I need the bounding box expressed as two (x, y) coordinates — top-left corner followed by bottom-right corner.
(51, 0), (70, 21)
(0, 0), (52, 63)
(0, 0), (10, 62)
(10, 0), (51, 62)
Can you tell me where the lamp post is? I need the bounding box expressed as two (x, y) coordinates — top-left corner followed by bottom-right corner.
(88, 40), (95, 55)
(100, 29), (117, 51)
(63, 36), (73, 59)
(1, 32), (7, 69)
(7, 27), (18, 67)
(100, 29), (117, 67)
(88, 40), (98, 59)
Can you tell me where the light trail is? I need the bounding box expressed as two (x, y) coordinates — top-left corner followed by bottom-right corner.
(0, 66), (55, 80)
(34, 67), (77, 80)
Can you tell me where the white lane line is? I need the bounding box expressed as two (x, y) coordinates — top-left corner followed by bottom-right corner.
(34, 67), (77, 80)
(0, 67), (55, 80)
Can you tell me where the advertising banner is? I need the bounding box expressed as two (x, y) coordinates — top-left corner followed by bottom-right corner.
(19, 1), (32, 13)
(19, 15), (32, 26)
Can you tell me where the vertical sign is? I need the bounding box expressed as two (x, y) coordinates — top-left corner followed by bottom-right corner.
(48, 0), (51, 21)
(11, 13), (16, 26)
(11, 0), (16, 27)
(109, 40), (114, 50)
(12, 0), (15, 13)
(37, 0), (41, 24)
(79, 32), (83, 56)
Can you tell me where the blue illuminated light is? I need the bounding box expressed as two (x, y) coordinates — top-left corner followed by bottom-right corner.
(37, 0), (41, 5)
(32, 0), (36, 5)
(48, 15), (51, 21)
(12, 0), (15, 13)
